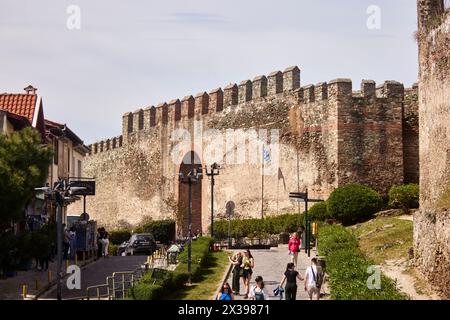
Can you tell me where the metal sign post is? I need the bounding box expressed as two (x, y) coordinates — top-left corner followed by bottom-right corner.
(289, 190), (324, 257)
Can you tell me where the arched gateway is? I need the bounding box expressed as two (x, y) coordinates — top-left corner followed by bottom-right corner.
(178, 151), (202, 238)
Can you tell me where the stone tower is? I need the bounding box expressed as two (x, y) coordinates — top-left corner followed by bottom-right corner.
(415, 0), (450, 298)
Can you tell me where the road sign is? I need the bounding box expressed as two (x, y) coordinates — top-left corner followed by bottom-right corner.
(70, 180), (96, 196)
(289, 189), (324, 258)
(289, 192), (307, 200)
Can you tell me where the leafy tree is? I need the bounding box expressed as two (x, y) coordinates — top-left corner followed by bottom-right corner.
(0, 128), (52, 231)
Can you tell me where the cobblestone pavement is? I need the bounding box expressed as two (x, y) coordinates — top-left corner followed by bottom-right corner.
(40, 255), (147, 300)
(228, 246), (325, 301)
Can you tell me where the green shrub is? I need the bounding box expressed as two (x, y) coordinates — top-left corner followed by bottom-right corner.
(308, 202), (331, 222)
(130, 283), (164, 300)
(317, 224), (358, 257)
(176, 237), (213, 268)
(129, 236), (213, 300)
(172, 270), (190, 287)
(108, 244), (118, 256)
(213, 213), (305, 240)
(388, 184), (419, 213)
(327, 184), (383, 226)
(140, 219), (176, 244)
(109, 230), (131, 245)
(318, 224), (407, 300)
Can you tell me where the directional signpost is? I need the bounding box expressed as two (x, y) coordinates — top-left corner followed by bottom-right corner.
(289, 190), (324, 257)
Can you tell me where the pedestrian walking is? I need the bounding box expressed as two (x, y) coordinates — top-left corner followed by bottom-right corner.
(288, 232), (301, 267)
(249, 276), (269, 301)
(101, 227), (110, 257)
(62, 224), (70, 260)
(279, 262), (304, 300)
(228, 251), (243, 295)
(241, 249), (254, 299)
(304, 258), (324, 300)
(216, 282), (234, 300)
(96, 228), (103, 259)
(69, 226), (77, 260)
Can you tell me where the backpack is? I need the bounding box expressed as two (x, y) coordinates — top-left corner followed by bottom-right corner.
(311, 266), (323, 288)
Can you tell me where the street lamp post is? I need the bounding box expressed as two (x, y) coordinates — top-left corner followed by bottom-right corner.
(55, 193), (63, 300)
(179, 167), (202, 284)
(35, 181), (86, 300)
(205, 163), (220, 238)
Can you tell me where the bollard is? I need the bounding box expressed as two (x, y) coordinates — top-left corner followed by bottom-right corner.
(48, 270), (52, 283)
(22, 285), (27, 299)
(75, 254), (78, 265)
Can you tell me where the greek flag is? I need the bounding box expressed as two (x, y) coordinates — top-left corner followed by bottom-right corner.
(263, 145), (271, 164)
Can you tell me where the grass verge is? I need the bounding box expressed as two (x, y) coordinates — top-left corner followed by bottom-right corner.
(318, 224), (408, 300)
(165, 250), (229, 300)
(349, 216), (413, 264)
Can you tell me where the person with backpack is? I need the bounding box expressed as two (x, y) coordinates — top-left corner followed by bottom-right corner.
(279, 262), (304, 300)
(304, 257), (324, 300)
(228, 251), (243, 295)
(249, 276), (269, 301)
(288, 232), (301, 267)
(216, 282), (234, 300)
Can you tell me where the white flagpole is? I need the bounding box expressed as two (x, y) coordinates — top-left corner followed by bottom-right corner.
(261, 144), (264, 219)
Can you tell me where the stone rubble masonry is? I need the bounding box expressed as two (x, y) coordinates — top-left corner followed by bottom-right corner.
(415, 0), (450, 298)
(69, 65), (418, 251)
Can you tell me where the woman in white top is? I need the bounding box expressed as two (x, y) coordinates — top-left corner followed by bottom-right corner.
(304, 258), (323, 300)
(249, 276), (269, 301)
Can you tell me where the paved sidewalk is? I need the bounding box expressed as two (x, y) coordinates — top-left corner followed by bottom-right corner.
(228, 246), (321, 301)
(40, 255), (147, 300)
(0, 260), (59, 300)
(0, 257), (95, 300)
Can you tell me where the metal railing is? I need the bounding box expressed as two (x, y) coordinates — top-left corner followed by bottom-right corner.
(86, 283), (111, 300)
(85, 246), (168, 300)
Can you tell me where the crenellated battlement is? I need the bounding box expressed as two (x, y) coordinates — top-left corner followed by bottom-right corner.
(89, 135), (123, 155)
(297, 79), (414, 105)
(89, 66), (417, 157)
(116, 66), (301, 142)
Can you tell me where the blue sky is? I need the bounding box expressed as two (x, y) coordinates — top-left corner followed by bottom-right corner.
(0, 0), (419, 143)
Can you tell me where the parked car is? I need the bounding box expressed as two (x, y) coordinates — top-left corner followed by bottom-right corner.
(118, 233), (157, 256)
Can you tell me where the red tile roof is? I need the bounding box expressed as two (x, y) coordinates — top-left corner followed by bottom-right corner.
(0, 109), (31, 130)
(0, 93), (38, 124)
